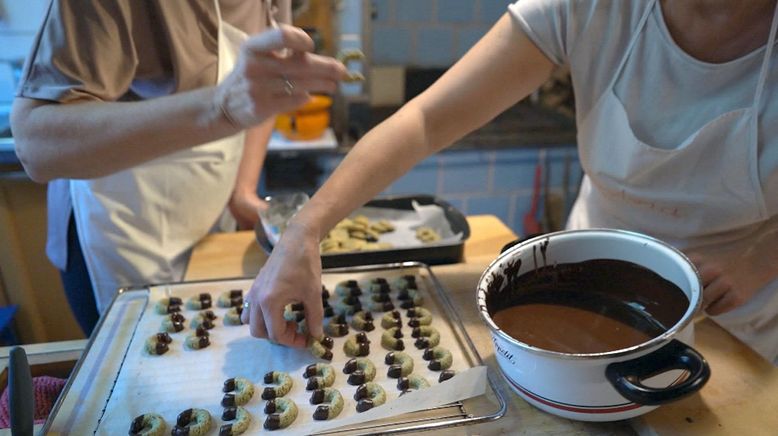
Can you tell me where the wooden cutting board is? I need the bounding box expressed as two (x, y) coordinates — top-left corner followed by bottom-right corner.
(633, 317), (778, 436)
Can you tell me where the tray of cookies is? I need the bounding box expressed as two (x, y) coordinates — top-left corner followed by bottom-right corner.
(42, 262), (505, 435)
(255, 194), (471, 268)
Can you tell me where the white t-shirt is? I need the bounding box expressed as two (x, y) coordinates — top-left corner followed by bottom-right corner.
(510, 0), (778, 216)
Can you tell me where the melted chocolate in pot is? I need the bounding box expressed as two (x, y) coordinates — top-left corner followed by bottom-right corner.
(488, 259), (689, 354)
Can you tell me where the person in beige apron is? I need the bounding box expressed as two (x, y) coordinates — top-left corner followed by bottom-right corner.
(567, 0), (778, 364)
(70, 5), (249, 312)
(13, 1), (347, 326)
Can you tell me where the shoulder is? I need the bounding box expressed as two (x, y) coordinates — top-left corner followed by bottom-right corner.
(509, 0), (652, 60)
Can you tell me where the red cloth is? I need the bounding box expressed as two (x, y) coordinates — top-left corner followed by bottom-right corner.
(0, 375), (67, 427)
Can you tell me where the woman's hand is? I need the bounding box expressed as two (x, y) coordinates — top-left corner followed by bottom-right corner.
(241, 220), (324, 346)
(686, 230), (778, 315)
(214, 25), (347, 129)
(228, 190), (267, 231)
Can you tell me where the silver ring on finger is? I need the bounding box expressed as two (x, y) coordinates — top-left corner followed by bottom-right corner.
(282, 76), (295, 96)
(241, 300), (250, 319)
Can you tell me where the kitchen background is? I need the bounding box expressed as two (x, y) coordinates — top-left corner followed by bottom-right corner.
(0, 0), (581, 343)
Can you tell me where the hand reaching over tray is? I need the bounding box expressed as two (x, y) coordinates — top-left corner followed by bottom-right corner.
(242, 221), (325, 346)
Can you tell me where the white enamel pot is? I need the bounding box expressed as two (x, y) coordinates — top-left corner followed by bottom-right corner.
(477, 229), (710, 421)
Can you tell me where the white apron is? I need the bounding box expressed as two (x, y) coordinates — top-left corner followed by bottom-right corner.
(70, 2), (248, 311)
(567, 0), (778, 363)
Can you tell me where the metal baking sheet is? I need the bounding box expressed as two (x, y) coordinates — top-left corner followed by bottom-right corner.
(254, 195), (471, 268)
(42, 262), (505, 435)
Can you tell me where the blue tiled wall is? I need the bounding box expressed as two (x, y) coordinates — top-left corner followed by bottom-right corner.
(312, 146), (583, 237)
(370, 0), (514, 67)
(0, 0), (49, 111)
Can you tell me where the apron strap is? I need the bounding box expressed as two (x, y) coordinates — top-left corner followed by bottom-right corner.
(214, 0), (223, 23)
(754, 1), (778, 110)
(605, 0), (657, 91)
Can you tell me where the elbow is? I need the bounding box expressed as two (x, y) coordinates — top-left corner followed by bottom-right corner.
(15, 140), (55, 183)
(11, 104), (56, 183)
(400, 100), (444, 155)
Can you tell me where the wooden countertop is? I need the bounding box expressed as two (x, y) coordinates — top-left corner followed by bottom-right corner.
(5, 215), (771, 435)
(185, 215), (778, 435)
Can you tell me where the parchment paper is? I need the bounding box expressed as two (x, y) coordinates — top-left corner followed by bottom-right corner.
(94, 269), (484, 435)
(265, 201), (463, 248)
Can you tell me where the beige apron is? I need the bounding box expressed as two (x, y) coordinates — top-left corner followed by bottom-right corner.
(70, 2), (248, 311)
(568, 0), (778, 363)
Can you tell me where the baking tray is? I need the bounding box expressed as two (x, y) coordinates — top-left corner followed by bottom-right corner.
(42, 262), (505, 435)
(254, 194), (471, 268)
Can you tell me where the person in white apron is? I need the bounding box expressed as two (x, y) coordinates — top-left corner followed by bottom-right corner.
(567, 0), (778, 363)
(13, 0), (347, 331)
(239, 0), (778, 365)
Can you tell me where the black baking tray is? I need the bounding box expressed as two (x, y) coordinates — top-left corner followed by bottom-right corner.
(254, 194), (470, 268)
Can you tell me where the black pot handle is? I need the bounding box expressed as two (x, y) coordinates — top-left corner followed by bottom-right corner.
(605, 339), (710, 406)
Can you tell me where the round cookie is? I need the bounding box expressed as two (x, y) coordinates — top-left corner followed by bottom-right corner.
(334, 280), (362, 297)
(303, 363), (336, 391)
(354, 382), (386, 412)
(392, 275), (417, 291)
(184, 334), (210, 350)
(190, 310), (216, 330)
(160, 313), (185, 333)
(185, 293), (212, 310)
(398, 288), (424, 309)
(384, 351), (414, 378)
(415, 226), (441, 242)
(220, 406), (251, 436)
(381, 327), (405, 351)
(343, 332), (371, 357)
(310, 388), (345, 420)
(412, 326), (441, 349)
(351, 311), (375, 332)
(397, 374), (430, 393)
(369, 219), (395, 234)
(224, 306), (244, 326)
(217, 289), (243, 308)
(283, 302), (306, 323)
(144, 332), (172, 356)
(342, 357), (376, 385)
(154, 297), (182, 314)
(172, 408), (211, 436)
(381, 310), (402, 329)
(222, 377), (255, 407)
(307, 335), (334, 361)
(263, 398), (298, 430)
(333, 295), (362, 316)
(324, 315), (349, 337)
(423, 346), (453, 371)
(129, 413), (166, 436)
(406, 307), (433, 327)
(368, 292), (394, 312)
(363, 277), (391, 295)
(262, 371), (293, 400)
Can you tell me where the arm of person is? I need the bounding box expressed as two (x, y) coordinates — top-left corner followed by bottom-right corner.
(11, 25), (345, 183)
(242, 13), (556, 345)
(228, 120), (273, 230)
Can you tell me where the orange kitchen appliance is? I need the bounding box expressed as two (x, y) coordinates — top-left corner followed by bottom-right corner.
(274, 94), (332, 140)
